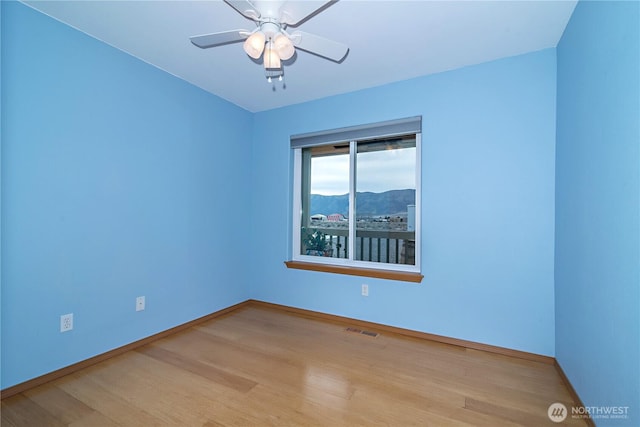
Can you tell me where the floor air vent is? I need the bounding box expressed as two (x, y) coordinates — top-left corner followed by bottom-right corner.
(345, 327), (380, 338)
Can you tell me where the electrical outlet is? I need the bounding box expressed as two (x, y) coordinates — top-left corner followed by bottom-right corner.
(136, 296), (145, 312)
(361, 284), (369, 297)
(60, 313), (73, 332)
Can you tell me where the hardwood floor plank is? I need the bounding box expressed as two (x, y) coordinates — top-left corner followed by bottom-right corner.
(23, 383), (95, 424)
(57, 367), (167, 426)
(137, 344), (258, 393)
(68, 410), (122, 427)
(0, 393), (66, 427)
(81, 352), (258, 426)
(464, 396), (587, 427)
(1, 306), (589, 426)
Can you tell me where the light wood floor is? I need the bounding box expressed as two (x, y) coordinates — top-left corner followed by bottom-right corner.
(2, 305), (587, 426)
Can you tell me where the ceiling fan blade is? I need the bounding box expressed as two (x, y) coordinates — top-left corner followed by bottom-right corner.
(224, 0), (260, 20)
(279, 0), (333, 26)
(190, 30), (250, 49)
(290, 31), (349, 62)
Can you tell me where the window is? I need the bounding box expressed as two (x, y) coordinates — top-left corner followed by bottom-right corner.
(288, 117), (422, 281)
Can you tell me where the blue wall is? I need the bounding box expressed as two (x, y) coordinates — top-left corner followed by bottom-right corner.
(1, 2), (253, 389)
(250, 49), (558, 357)
(556, 1), (640, 426)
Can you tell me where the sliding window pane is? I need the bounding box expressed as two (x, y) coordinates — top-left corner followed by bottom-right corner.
(355, 136), (416, 265)
(300, 145), (349, 258)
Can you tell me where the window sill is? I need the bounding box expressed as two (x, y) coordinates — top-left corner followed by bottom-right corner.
(284, 261), (423, 283)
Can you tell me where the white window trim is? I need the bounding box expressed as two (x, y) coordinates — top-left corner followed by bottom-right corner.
(291, 134), (422, 275)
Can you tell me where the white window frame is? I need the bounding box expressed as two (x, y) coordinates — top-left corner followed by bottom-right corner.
(291, 117), (422, 275)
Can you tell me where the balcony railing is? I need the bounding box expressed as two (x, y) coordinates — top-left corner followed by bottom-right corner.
(305, 227), (415, 265)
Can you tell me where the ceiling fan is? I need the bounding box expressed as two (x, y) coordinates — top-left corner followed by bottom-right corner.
(190, 0), (349, 81)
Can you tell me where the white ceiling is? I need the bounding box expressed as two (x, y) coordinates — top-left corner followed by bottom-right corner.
(23, 0), (577, 112)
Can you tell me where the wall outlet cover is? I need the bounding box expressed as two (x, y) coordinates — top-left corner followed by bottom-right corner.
(60, 313), (73, 332)
(362, 284), (369, 296)
(136, 296), (145, 312)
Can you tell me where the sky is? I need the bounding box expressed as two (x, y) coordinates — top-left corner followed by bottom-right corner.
(311, 147), (416, 195)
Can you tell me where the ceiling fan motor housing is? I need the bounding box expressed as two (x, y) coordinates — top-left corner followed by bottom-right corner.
(260, 21), (281, 40)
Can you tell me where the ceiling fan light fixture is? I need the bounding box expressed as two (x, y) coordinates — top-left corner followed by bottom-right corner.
(190, 0), (349, 81)
(273, 33), (295, 60)
(263, 43), (281, 69)
(243, 31), (265, 59)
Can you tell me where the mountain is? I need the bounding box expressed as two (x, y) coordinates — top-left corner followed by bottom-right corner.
(310, 189), (415, 217)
